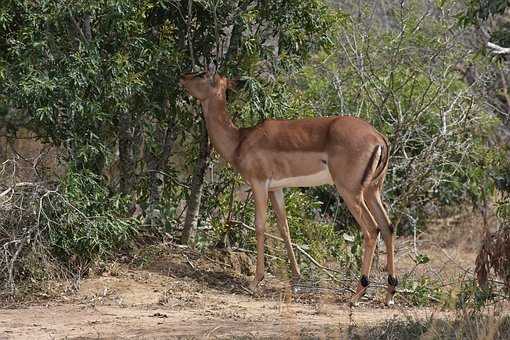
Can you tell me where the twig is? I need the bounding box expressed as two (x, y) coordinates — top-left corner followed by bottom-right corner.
(7, 239), (25, 294)
(68, 11), (87, 42)
(205, 325), (222, 338)
(0, 187), (12, 199)
(187, 0), (196, 68)
(231, 246), (284, 261)
(487, 41), (510, 54)
(204, 255), (233, 268)
(232, 220), (344, 283)
(183, 254), (195, 270)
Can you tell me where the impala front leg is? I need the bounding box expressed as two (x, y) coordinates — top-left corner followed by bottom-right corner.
(249, 181), (268, 291)
(269, 189), (301, 281)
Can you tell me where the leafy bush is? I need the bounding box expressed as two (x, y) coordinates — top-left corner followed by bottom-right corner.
(0, 161), (140, 296)
(48, 170), (140, 265)
(279, 1), (499, 234)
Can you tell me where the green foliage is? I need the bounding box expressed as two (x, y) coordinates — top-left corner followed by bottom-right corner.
(460, 0), (510, 25)
(48, 171), (140, 264)
(0, 0), (182, 173)
(283, 190), (359, 267)
(274, 1), (500, 233)
(402, 276), (443, 306)
(0, 163), (141, 295)
(0, 0), (344, 214)
(495, 155), (510, 221)
(1, 0), (508, 303)
(455, 279), (495, 311)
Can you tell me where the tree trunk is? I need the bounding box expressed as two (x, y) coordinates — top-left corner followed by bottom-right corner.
(225, 0), (250, 64)
(83, 14), (92, 40)
(144, 98), (177, 225)
(181, 122), (210, 245)
(118, 111), (136, 195)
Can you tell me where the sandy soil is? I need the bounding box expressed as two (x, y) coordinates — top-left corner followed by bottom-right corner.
(0, 212), (499, 339)
(0, 268), (448, 339)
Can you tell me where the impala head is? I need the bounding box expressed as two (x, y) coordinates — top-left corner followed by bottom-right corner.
(179, 69), (239, 101)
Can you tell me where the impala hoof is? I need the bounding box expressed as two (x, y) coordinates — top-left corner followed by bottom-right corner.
(290, 276), (304, 294)
(384, 291), (396, 306)
(349, 276), (369, 306)
(248, 275), (264, 293)
(385, 275), (398, 306)
(248, 281), (259, 292)
(291, 275), (302, 285)
(349, 299), (360, 307)
(349, 290), (366, 307)
(385, 298), (395, 307)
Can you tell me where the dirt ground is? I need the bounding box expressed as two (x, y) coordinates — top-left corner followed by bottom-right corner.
(0, 271), (447, 339)
(0, 213), (504, 339)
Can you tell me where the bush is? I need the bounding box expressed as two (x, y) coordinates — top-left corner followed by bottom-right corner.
(351, 313), (510, 340)
(0, 161), (140, 296)
(48, 170), (140, 264)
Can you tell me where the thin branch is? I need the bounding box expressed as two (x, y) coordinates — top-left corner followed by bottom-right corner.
(487, 41), (510, 54)
(68, 11), (87, 42)
(232, 220), (346, 283)
(187, 0), (196, 69)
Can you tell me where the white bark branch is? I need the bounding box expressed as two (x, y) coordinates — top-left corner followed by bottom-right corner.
(487, 41), (510, 54)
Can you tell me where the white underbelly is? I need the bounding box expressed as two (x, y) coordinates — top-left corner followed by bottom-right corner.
(269, 169), (334, 189)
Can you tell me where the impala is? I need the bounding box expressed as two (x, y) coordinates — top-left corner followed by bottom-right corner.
(179, 70), (398, 306)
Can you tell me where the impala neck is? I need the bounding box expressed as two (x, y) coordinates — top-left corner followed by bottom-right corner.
(200, 92), (240, 165)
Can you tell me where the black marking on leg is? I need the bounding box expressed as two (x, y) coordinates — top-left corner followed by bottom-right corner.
(388, 275), (398, 287)
(360, 275), (369, 287)
(388, 224), (395, 234)
(321, 159), (327, 165)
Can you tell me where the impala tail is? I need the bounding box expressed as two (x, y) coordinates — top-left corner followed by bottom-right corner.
(361, 136), (390, 188)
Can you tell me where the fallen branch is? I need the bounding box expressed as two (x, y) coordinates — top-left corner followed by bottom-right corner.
(0, 187), (12, 198)
(231, 246), (284, 261)
(183, 253), (196, 270)
(487, 41), (510, 54)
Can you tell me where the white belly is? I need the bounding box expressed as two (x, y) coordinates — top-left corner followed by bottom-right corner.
(269, 169), (334, 189)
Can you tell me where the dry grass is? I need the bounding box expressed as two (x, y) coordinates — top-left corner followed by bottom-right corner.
(348, 312), (510, 340)
(476, 226), (510, 292)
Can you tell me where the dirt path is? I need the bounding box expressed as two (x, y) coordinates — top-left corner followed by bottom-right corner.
(0, 270), (446, 339)
(0, 296), (443, 339)
(0, 302), (444, 339)
(0, 213), (493, 339)
(0, 246), (454, 340)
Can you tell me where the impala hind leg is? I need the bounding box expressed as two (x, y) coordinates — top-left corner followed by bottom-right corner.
(364, 186), (398, 306)
(249, 181), (269, 291)
(339, 190), (380, 305)
(269, 189), (301, 281)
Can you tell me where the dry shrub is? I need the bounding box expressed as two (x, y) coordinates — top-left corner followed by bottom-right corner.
(1, 157), (140, 299)
(351, 311), (510, 340)
(476, 226), (510, 292)
(0, 159), (66, 298)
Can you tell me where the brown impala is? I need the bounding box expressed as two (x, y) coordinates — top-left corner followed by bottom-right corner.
(179, 70), (398, 306)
